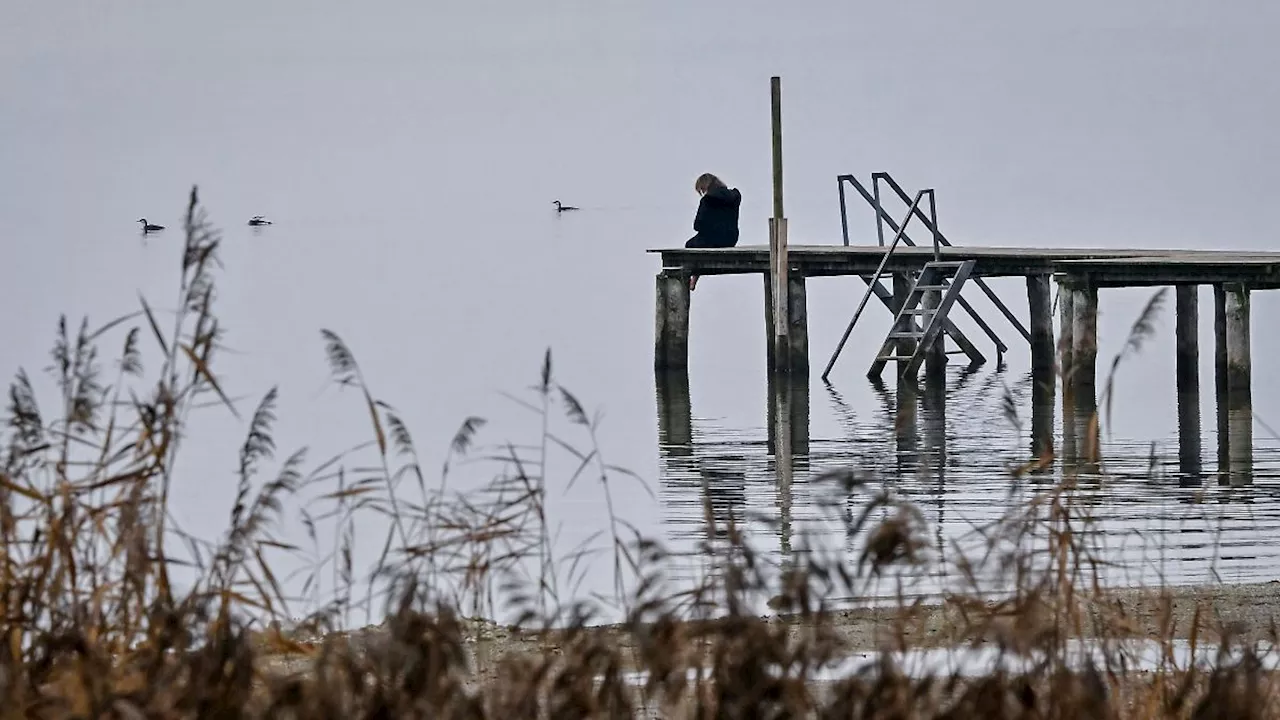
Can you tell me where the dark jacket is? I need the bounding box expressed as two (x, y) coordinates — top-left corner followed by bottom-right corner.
(688, 186), (742, 248)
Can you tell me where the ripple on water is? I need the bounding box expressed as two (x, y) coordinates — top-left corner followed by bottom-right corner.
(656, 367), (1280, 606)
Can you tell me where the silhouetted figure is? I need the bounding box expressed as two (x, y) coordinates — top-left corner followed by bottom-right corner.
(248, 215), (272, 226)
(552, 200), (579, 212)
(137, 218), (164, 234)
(685, 173), (741, 291)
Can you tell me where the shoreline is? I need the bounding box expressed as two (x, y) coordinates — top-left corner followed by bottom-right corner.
(257, 579), (1280, 681)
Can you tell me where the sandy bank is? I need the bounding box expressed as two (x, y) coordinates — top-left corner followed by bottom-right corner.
(254, 580), (1280, 683)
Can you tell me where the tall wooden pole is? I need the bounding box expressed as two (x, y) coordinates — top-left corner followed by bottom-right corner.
(771, 77), (785, 220)
(769, 77), (790, 366)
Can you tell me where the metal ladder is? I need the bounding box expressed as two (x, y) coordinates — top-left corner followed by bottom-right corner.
(836, 171), (1030, 357)
(821, 187), (986, 381)
(872, 260), (977, 379)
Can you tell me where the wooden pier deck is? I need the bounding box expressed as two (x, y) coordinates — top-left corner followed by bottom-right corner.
(651, 245), (1280, 286)
(651, 243), (1279, 485)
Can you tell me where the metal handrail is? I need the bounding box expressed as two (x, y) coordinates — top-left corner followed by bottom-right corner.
(821, 189), (930, 380)
(838, 173), (1013, 354)
(874, 172), (1032, 343)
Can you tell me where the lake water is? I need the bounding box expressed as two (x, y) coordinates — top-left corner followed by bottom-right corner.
(5, 2), (1280, 621)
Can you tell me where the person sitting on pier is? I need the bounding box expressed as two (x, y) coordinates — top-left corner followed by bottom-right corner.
(686, 172), (741, 291)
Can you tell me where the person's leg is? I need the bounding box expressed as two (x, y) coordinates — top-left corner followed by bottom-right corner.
(685, 235), (707, 290)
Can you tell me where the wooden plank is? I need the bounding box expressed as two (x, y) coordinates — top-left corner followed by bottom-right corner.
(651, 245), (1280, 286)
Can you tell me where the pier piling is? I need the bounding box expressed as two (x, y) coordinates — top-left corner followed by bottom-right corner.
(654, 271), (690, 370)
(893, 273), (918, 381)
(653, 244), (1273, 482)
(923, 284), (947, 379)
(1058, 278), (1075, 403)
(1071, 284), (1098, 397)
(1027, 274), (1055, 388)
(1027, 274), (1055, 459)
(1224, 283), (1253, 485)
(1175, 285), (1201, 482)
(764, 274), (809, 374)
(1175, 286), (1200, 395)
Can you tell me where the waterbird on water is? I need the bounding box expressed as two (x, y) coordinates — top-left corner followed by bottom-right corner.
(552, 200), (579, 212)
(137, 218), (164, 234)
(248, 215), (273, 226)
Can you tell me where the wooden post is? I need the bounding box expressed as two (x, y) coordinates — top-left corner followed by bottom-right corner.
(1057, 277), (1076, 404)
(767, 76), (792, 372)
(764, 274), (776, 370)
(654, 272), (690, 370)
(1027, 274), (1055, 461)
(1214, 284), (1229, 483)
(1028, 275), (1055, 387)
(893, 273), (918, 382)
(786, 274), (809, 375)
(1175, 286), (1200, 395)
(923, 286), (947, 380)
(769, 219), (789, 344)
(1175, 285), (1201, 483)
(1071, 284), (1098, 396)
(771, 76), (785, 221)
(1068, 282), (1099, 467)
(1225, 283), (1252, 485)
(766, 271), (809, 375)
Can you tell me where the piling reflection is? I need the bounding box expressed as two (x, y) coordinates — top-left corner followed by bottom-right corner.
(653, 363), (1280, 601)
(655, 371), (747, 543)
(1176, 390), (1202, 486)
(919, 373), (949, 562)
(767, 372), (810, 558)
(1062, 383), (1100, 476)
(894, 378), (919, 468)
(767, 373), (810, 457)
(655, 370), (692, 454)
(1030, 372), (1055, 470)
(655, 370), (812, 553)
(1227, 404), (1254, 486)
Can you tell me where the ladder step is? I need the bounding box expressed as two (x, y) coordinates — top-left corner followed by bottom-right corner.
(877, 349), (968, 362)
(912, 284), (949, 292)
(925, 261), (967, 268)
(901, 308), (933, 315)
(887, 331), (923, 339)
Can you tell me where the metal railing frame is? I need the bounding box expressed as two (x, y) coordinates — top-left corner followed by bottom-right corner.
(836, 172), (1027, 349)
(821, 189), (935, 380)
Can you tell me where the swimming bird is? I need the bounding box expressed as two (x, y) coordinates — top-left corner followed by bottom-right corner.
(138, 218), (164, 233)
(552, 200), (579, 212)
(248, 215), (273, 226)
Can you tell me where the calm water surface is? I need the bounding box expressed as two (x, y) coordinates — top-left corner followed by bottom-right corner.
(5, 2), (1280, 618)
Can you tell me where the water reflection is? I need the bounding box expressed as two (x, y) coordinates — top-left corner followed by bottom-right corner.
(655, 371), (746, 542)
(1177, 390), (1202, 486)
(654, 366), (1280, 602)
(766, 373), (809, 558)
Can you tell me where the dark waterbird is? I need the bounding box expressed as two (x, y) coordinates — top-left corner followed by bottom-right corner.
(552, 200), (579, 212)
(137, 218), (164, 233)
(248, 215), (273, 226)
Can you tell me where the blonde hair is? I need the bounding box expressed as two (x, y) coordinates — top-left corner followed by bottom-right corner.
(695, 173), (726, 194)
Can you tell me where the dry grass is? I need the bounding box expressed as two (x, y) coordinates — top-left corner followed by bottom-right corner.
(0, 187), (1276, 718)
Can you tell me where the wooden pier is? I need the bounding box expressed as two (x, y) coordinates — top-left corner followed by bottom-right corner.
(652, 243), (1280, 484)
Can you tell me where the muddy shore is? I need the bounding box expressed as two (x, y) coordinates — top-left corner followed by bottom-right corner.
(256, 580), (1280, 682)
